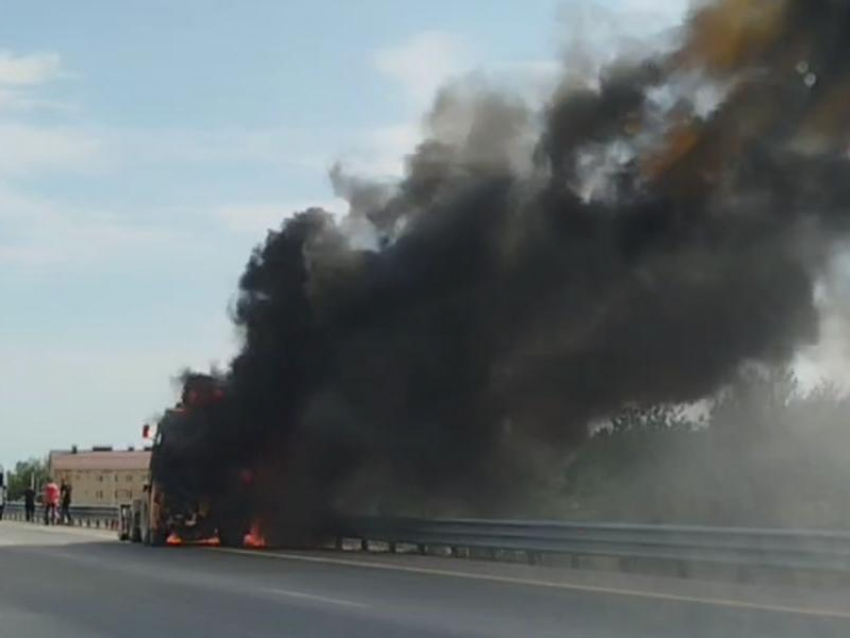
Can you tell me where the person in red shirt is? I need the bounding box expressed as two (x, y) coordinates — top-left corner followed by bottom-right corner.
(43, 480), (59, 525)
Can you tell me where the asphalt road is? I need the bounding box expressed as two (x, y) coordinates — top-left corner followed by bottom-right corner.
(1, 521), (848, 637)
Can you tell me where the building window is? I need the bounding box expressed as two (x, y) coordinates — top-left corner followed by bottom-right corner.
(97, 475), (104, 482)
(126, 474), (133, 482)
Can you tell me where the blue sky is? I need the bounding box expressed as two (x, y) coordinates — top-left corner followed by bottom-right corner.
(0, 1), (699, 469)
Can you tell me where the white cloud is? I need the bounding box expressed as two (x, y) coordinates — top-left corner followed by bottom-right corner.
(0, 87), (76, 114)
(0, 219), (183, 269)
(0, 50), (71, 116)
(110, 122), (421, 182)
(0, 51), (63, 86)
(217, 198), (348, 234)
(0, 51), (99, 176)
(101, 126), (335, 173)
(374, 30), (565, 114)
(0, 183), (189, 269)
(0, 123), (102, 176)
(375, 31), (474, 107)
(612, 0), (690, 26)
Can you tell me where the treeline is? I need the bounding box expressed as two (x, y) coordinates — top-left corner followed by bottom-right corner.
(552, 366), (850, 528)
(4, 458), (48, 501)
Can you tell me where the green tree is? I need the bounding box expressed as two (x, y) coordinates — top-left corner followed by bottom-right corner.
(6, 457), (49, 501)
(708, 364), (800, 439)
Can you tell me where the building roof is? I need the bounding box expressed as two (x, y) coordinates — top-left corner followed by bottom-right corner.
(50, 450), (151, 471)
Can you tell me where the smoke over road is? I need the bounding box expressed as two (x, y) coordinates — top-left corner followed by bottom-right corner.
(160, 0), (850, 535)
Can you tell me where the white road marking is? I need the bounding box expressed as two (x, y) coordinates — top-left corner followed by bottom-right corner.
(215, 547), (850, 620)
(266, 587), (368, 608)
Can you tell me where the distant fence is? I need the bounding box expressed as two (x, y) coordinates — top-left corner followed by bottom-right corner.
(4, 501), (850, 576)
(4, 501), (119, 530)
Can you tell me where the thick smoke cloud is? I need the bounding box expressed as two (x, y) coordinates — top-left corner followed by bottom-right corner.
(164, 0), (850, 530)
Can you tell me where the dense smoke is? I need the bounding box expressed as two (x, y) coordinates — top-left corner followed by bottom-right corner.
(162, 0), (850, 535)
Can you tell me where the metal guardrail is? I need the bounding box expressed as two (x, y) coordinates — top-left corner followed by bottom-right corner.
(3, 500), (849, 574)
(3, 501), (120, 530)
(334, 517), (850, 574)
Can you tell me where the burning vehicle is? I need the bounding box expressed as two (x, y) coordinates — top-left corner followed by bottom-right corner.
(120, 374), (257, 547)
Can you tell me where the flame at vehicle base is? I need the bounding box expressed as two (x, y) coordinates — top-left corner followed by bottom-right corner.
(243, 522), (267, 549)
(165, 532), (221, 547)
(192, 536), (221, 547)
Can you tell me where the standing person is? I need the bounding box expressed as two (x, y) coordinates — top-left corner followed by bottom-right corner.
(24, 485), (36, 522)
(60, 480), (73, 525)
(43, 479), (59, 525)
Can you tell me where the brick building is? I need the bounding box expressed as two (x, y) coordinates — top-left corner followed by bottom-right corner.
(49, 447), (151, 506)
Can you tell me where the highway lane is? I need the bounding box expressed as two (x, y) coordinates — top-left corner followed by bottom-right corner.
(0, 521), (848, 637)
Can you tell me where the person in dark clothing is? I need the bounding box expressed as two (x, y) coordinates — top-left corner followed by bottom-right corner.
(24, 486), (36, 522)
(60, 481), (73, 525)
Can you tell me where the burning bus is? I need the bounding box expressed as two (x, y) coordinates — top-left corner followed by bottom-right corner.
(119, 373), (258, 547)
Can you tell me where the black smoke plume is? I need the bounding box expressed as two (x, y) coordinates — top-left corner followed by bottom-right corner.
(159, 0), (850, 537)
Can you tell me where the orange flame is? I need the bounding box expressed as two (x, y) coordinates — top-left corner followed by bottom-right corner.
(243, 522), (267, 549)
(193, 536), (221, 547)
(167, 532), (220, 547)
